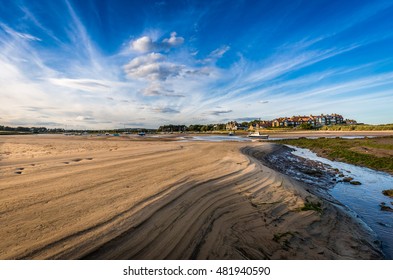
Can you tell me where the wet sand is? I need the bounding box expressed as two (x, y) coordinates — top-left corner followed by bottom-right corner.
(0, 135), (383, 259)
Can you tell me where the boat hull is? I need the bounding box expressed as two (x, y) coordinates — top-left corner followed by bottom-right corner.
(247, 134), (269, 139)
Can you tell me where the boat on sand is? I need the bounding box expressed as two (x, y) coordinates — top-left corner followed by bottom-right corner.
(247, 132), (269, 139)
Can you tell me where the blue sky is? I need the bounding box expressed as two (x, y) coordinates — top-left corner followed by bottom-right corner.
(1, 0), (393, 129)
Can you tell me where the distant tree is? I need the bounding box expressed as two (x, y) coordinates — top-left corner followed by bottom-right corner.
(187, 124), (203, 132)
(201, 125), (209, 132)
(215, 123), (226, 130)
(241, 121), (249, 127)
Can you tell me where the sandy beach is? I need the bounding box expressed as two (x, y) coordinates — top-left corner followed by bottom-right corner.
(0, 134), (383, 259)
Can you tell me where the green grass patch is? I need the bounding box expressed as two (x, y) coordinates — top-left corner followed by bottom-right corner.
(319, 124), (393, 131)
(275, 137), (393, 174)
(301, 201), (322, 213)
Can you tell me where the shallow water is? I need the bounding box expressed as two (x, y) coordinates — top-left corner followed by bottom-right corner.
(182, 135), (251, 142)
(182, 135), (374, 142)
(267, 135), (373, 141)
(289, 146), (393, 259)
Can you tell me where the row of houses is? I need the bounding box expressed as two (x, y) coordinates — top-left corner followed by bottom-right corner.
(226, 113), (355, 130)
(272, 113), (345, 127)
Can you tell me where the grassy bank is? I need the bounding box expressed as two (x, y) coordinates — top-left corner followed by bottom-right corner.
(318, 124), (393, 131)
(275, 136), (393, 174)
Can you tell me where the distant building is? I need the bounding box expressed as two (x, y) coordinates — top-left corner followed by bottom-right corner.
(345, 119), (357, 125)
(258, 120), (272, 128)
(230, 113), (348, 130)
(272, 117), (288, 127)
(226, 121), (238, 131)
(272, 113), (345, 127)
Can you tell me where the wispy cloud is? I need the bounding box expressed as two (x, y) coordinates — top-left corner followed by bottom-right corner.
(208, 109), (233, 116)
(200, 45), (230, 63)
(153, 107), (180, 114)
(75, 115), (95, 121)
(0, 23), (41, 41)
(48, 78), (111, 92)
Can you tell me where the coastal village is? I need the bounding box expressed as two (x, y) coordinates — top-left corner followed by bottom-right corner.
(2, 113), (359, 135)
(226, 113), (357, 131)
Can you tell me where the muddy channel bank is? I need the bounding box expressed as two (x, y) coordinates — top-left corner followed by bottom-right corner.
(243, 143), (388, 259)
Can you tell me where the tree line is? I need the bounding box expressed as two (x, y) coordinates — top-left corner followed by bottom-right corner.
(157, 124), (227, 132)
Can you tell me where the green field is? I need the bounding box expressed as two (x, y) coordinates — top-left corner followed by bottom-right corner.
(275, 136), (393, 174)
(318, 124), (393, 131)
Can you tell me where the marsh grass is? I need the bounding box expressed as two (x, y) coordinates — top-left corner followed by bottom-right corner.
(301, 201), (323, 213)
(319, 124), (393, 131)
(276, 136), (393, 174)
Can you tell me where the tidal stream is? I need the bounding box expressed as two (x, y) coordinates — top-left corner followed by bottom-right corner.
(290, 146), (393, 259)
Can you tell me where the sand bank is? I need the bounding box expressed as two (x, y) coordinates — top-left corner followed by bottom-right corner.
(0, 135), (382, 259)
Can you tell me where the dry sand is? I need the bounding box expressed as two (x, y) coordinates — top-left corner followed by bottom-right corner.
(0, 135), (382, 259)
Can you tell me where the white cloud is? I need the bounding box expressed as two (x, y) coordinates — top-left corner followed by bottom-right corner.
(142, 83), (180, 96)
(132, 36), (154, 52)
(162, 32), (184, 48)
(124, 53), (183, 81)
(142, 83), (162, 96)
(131, 32), (184, 53)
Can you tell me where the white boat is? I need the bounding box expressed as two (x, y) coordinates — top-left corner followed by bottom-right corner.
(247, 132), (269, 139)
(228, 131), (235, 136)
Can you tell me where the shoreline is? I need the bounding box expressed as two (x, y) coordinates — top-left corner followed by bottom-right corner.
(0, 135), (384, 259)
(242, 144), (384, 257)
(244, 144), (338, 197)
(248, 142), (393, 259)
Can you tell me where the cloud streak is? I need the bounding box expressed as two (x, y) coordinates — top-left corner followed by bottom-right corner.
(0, 23), (41, 41)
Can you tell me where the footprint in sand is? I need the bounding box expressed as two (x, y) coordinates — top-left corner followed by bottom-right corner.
(16, 167), (24, 171)
(15, 171), (23, 175)
(30, 164), (36, 166)
(63, 158), (92, 164)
